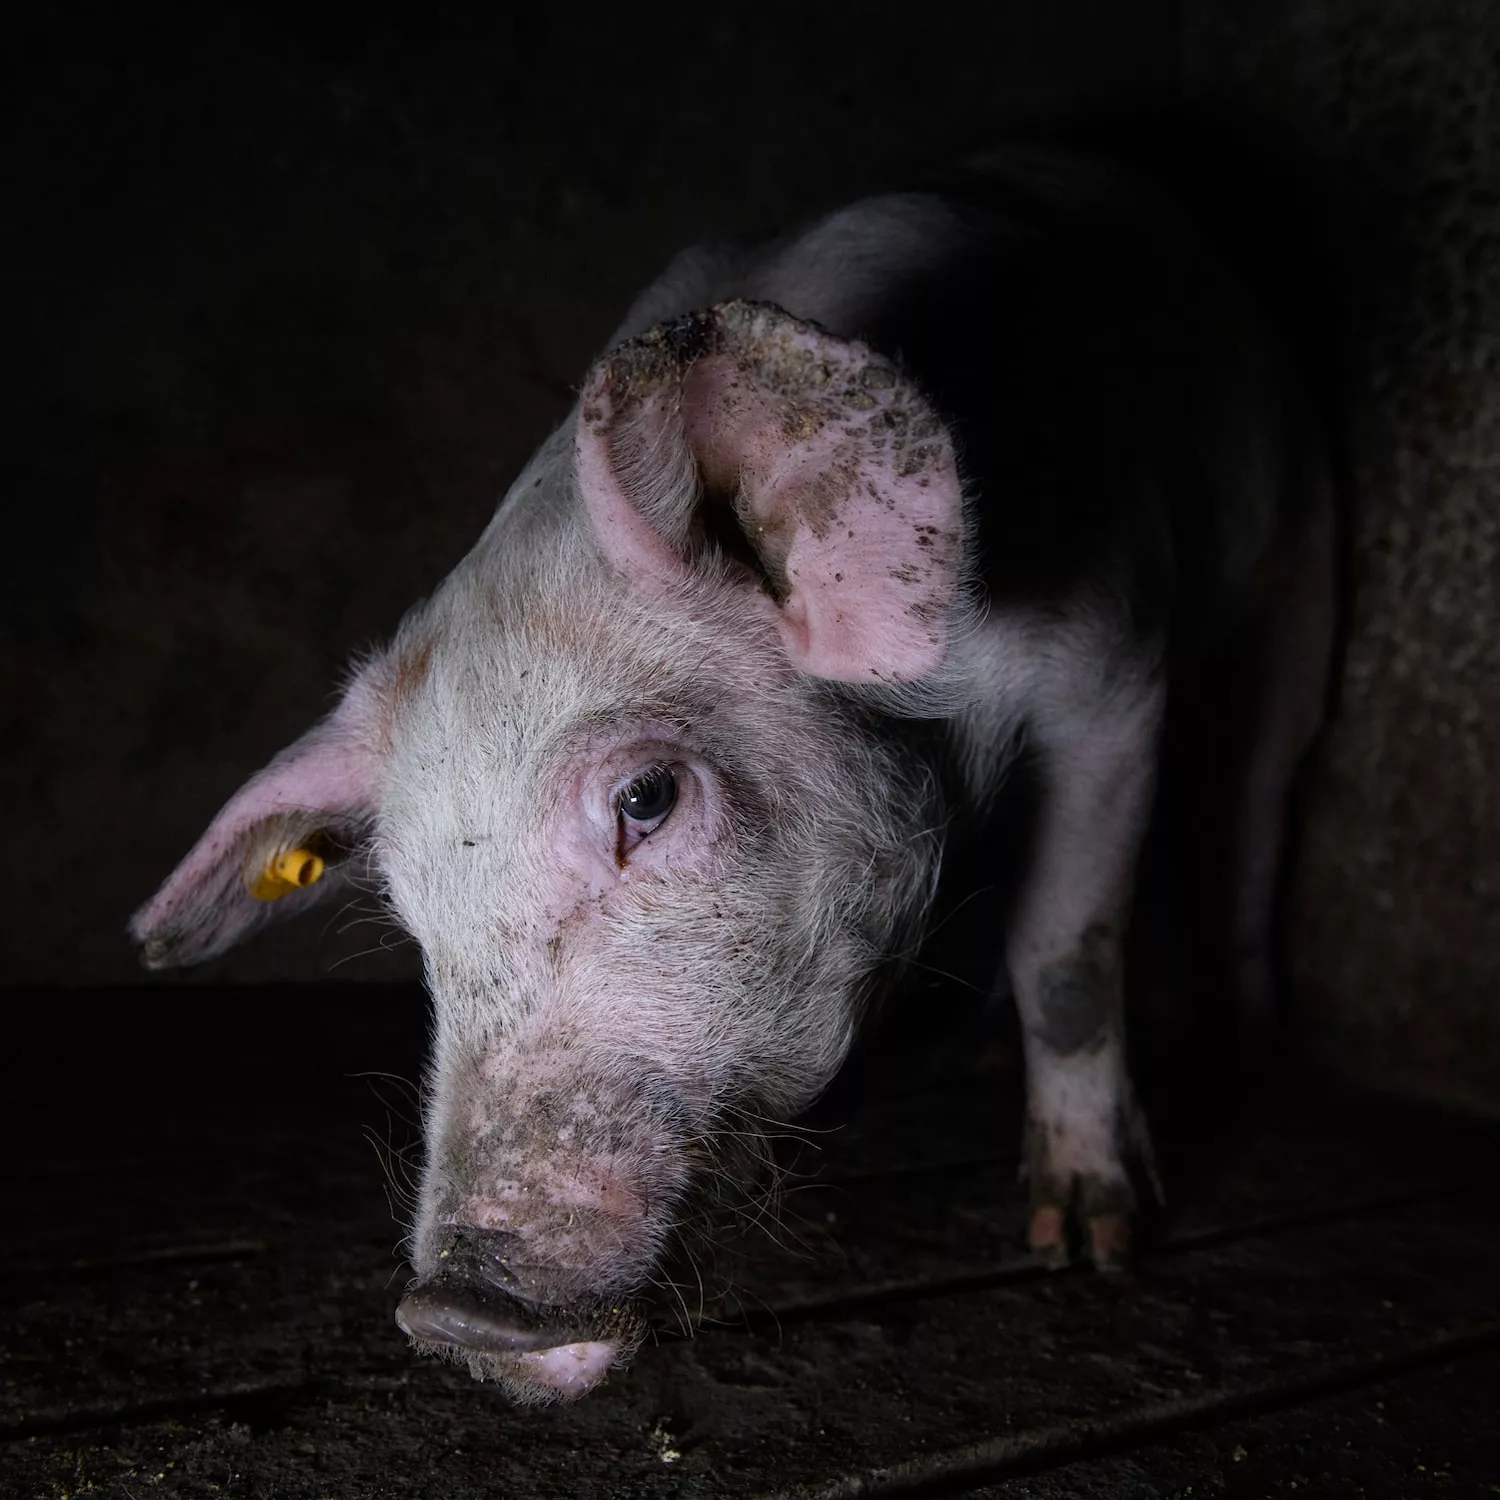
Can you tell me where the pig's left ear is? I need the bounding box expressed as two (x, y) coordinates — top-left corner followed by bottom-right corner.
(575, 300), (966, 683)
(128, 672), (387, 969)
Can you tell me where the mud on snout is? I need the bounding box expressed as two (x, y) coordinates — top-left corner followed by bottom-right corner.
(396, 1051), (700, 1401)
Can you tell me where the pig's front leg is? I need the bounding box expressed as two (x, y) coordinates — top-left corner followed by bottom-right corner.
(1006, 671), (1165, 1269)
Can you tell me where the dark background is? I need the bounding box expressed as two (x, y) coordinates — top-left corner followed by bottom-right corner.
(5, 0), (1498, 1110)
(4, 6), (1499, 1496)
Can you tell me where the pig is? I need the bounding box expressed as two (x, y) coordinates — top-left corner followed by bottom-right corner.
(130, 146), (1335, 1402)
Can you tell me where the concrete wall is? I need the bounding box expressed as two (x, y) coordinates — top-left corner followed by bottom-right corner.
(1185, 0), (1500, 1110)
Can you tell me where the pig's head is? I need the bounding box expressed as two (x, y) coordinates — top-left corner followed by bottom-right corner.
(132, 301), (971, 1401)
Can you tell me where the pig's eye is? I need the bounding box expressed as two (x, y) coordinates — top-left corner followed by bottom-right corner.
(616, 764), (677, 831)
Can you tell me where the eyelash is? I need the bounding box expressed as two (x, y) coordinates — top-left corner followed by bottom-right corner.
(613, 763), (679, 844)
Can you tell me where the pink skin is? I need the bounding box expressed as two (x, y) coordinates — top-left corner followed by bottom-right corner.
(515, 1343), (619, 1399)
(578, 302), (965, 684)
(404, 732), (740, 1280)
(393, 319), (968, 1387)
(379, 602), (942, 1399)
(130, 677), (385, 970)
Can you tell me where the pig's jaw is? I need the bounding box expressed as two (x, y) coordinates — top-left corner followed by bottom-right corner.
(511, 1341), (620, 1399)
(404, 1329), (634, 1405)
(406, 1334), (629, 1404)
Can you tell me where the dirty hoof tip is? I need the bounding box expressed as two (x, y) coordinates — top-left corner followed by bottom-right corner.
(1027, 1205), (1073, 1269)
(1087, 1212), (1134, 1270)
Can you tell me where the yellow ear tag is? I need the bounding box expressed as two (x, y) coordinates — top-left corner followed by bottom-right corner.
(249, 847), (326, 901)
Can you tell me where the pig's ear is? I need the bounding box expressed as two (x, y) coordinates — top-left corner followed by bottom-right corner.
(576, 300), (967, 683)
(129, 673), (386, 970)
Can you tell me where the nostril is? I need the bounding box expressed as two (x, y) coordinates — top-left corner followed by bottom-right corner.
(396, 1278), (580, 1355)
(442, 1223), (533, 1296)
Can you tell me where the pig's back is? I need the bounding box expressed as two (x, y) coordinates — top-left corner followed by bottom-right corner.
(619, 152), (1301, 648)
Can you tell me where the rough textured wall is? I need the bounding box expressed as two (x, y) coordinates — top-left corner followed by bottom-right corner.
(1186, 1), (1500, 1110)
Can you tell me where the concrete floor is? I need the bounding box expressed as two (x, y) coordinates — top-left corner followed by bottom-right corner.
(5, 985), (1498, 1497)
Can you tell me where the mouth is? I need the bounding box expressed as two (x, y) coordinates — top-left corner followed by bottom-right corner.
(395, 1272), (648, 1402)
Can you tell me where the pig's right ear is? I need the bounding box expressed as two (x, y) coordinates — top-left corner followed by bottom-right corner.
(129, 675), (386, 970)
(575, 301), (967, 684)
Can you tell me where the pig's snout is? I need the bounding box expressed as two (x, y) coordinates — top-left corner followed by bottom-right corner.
(426, 1221), (550, 1301)
(396, 1226), (646, 1402)
(396, 1276), (576, 1354)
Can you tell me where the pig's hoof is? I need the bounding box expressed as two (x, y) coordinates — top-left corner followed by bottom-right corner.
(1085, 1210), (1133, 1270)
(1026, 1203), (1073, 1269)
(1023, 1101), (1160, 1270)
(1025, 1197), (1136, 1270)
(1022, 1133), (1156, 1270)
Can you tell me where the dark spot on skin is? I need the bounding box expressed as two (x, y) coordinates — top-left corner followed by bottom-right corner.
(1030, 925), (1120, 1056)
(462, 839), (476, 848)
(789, 457), (858, 542)
(895, 444), (934, 479)
(777, 402), (827, 442)
(598, 310), (726, 412)
(660, 312), (718, 361)
(387, 634), (436, 711)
